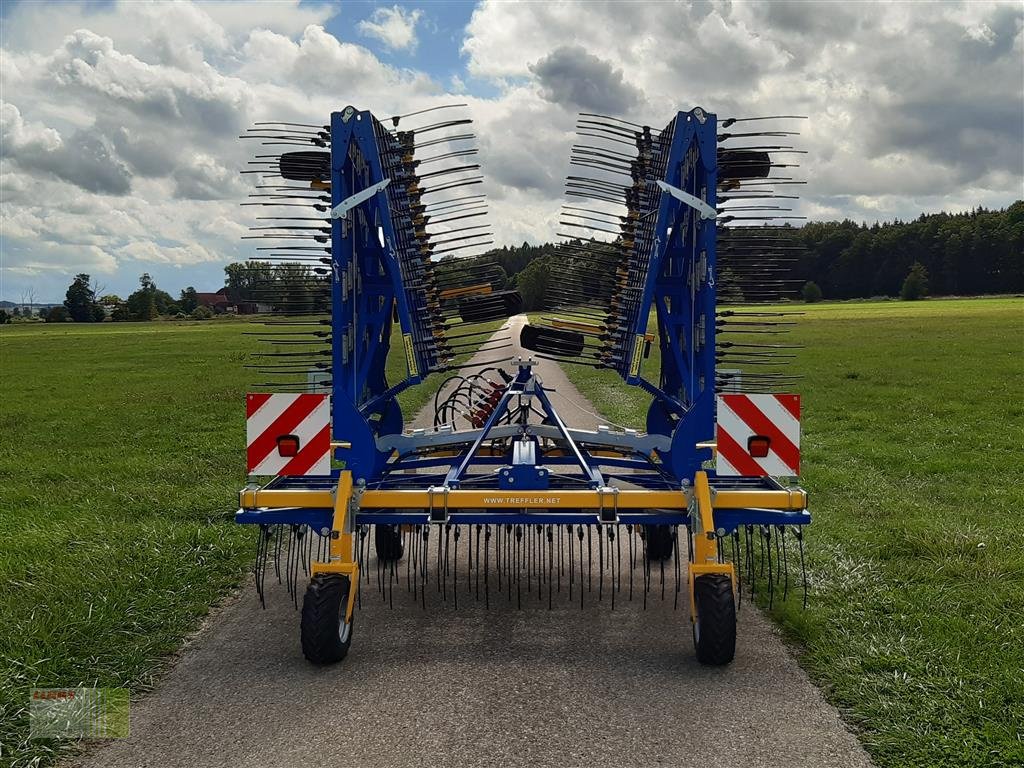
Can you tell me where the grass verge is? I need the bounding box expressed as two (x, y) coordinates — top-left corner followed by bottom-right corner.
(558, 297), (1024, 768)
(0, 317), (490, 767)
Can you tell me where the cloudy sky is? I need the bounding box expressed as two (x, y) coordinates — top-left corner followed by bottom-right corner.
(1, 0), (1021, 302)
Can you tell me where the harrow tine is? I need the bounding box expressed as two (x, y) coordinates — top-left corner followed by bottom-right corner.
(732, 530), (742, 610)
(642, 529), (650, 611)
(421, 527), (429, 610)
(255, 524), (271, 609)
(796, 527), (808, 609)
(273, 525), (284, 584)
(484, 525), (491, 609)
(548, 526), (554, 610)
(673, 526), (681, 610)
(628, 524), (635, 601)
(780, 525), (789, 601)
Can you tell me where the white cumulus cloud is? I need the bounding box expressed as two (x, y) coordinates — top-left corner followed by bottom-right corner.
(357, 6), (424, 52)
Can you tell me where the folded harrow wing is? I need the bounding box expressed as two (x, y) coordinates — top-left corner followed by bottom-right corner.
(235, 104), (810, 666)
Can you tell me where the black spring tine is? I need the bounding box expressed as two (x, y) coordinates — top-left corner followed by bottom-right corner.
(292, 525), (304, 606)
(442, 523), (451, 602)
(356, 526), (366, 609)
(567, 526), (574, 601)
(484, 525), (491, 609)
(797, 527), (808, 609)
(578, 526), (585, 609)
(765, 526), (774, 609)
(515, 525), (522, 609)
(558, 524), (564, 590)
(774, 523), (783, 586)
(547, 526), (554, 610)
(609, 527), (616, 610)
(660, 536), (666, 601)
(421, 527), (429, 610)
(453, 526), (460, 609)
(587, 526), (593, 593)
(475, 525), (482, 600)
(411, 525), (418, 601)
(526, 524), (532, 595)
(406, 526), (413, 594)
(495, 525), (502, 592)
(673, 526), (681, 610)
(642, 528), (650, 611)
(747, 525), (756, 601)
(759, 523), (766, 577)
(537, 525), (544, 602)
(779, 525), (789, 600)
(377, 528), (385, 601)
(733, 530), (742, 610)
(598, 526), (605, 602)
(273, 525), (284, 583)
(255, 525), (268, 609)
(505, 525), (511, 601)
(467, 523), (473, 594)
(301, 528), (309, 581)
(284, 525), (294, 602)
(610, 526), (618, 595)
(436, 524), (443, 596)
(388, 548), (395, 610)
(628, 524), (634, 601)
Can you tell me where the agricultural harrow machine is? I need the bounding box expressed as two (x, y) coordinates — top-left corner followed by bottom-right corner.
(235, 103), (810, 665)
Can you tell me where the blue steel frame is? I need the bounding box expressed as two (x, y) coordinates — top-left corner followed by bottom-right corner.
(624, 109), (718, 483)
(237, 106), (809, 537)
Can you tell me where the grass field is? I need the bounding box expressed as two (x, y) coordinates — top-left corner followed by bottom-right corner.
(0, 317), (489, 767)
(561, 297), (1024, 768)
(1, 299), (1021, 767)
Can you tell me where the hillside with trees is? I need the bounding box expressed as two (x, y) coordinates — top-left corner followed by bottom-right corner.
(29, 202), (1021, 323)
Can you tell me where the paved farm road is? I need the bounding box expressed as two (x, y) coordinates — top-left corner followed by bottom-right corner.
(75, 316), (872, 768)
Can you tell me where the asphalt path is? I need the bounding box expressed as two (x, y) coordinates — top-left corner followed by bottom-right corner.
(74, 316), (872, 768)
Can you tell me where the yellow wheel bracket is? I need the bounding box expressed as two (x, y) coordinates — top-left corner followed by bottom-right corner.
(310, 470), (360, 622)
(688, 471), (735, 622)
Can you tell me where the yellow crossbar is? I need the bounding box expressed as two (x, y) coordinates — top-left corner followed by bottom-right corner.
(239, 485), (806, 511)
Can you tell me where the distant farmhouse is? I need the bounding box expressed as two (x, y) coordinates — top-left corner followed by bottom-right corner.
(196, 287), (272, 314)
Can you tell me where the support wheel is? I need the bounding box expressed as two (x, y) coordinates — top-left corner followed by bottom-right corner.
(301, 574), (353, 665)
(643, 524), (674, 562)
(374, 524), (404, 562)
(692, 573), (736, 666)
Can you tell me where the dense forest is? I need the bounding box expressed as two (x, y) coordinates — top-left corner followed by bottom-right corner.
(486, 202), (1023, 309)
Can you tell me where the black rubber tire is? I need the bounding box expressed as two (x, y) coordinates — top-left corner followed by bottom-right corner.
(692, 573), (737, 666)
(374, 524), (404, 562)
(643, 524), (674, 562)
(300, 574), (353, 665)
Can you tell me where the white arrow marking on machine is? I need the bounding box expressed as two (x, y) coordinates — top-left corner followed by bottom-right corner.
(330, 178), (391, 219)
(655, 180), (717, 220)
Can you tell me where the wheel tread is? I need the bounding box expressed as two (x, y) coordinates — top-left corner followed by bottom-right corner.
(693, 573), (736, 665)
(300, 574), (352, 665)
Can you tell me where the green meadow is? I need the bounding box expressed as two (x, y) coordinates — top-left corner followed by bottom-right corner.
(1, 298), (1021, 767)
(0, 317), (481, 766)
(560, 297), (1024, 768)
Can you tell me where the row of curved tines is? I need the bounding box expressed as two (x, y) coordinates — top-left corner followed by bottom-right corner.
(519, 113), (676, 373)
(520, 110), (808, 392)
(237, 120), (335, 391)
(715, 114), (809, 392)
(236, 106), (519, 391)
(371, 109), (508, 374)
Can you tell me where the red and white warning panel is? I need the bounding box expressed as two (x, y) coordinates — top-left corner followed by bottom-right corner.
(246, 393), (331, 476)
(716, 394), (800, 477)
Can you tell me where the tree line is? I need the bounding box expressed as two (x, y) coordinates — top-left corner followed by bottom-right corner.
(499, 201), (1022, 308)
(9, 201), (1015, 326)
(792, 202), (1023, 300)
(25, 274), (212, 323)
